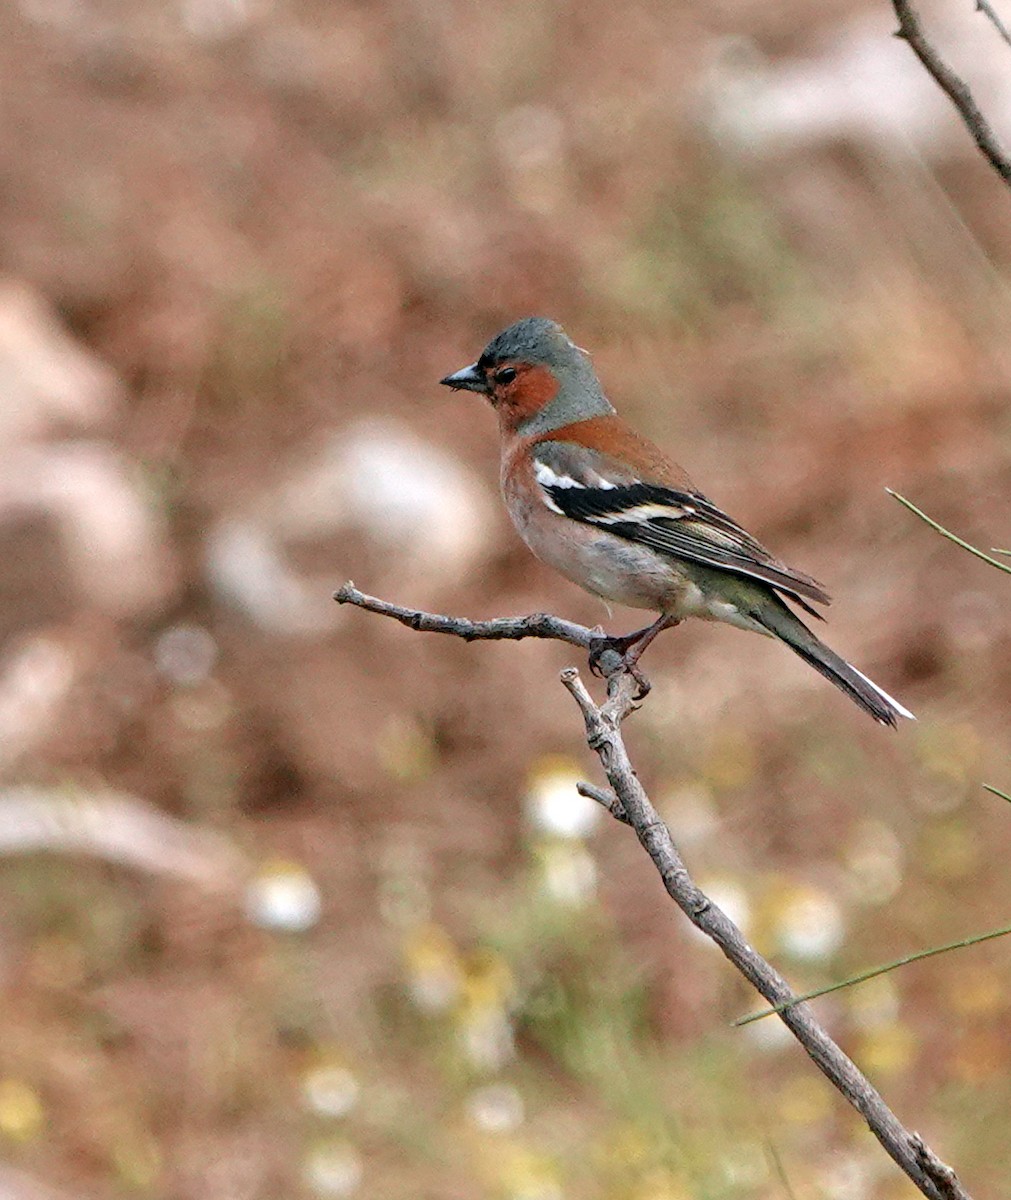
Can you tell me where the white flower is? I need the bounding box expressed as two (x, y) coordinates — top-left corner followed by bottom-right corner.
(466, 1083), (525, 1133)
(302, 1065), (359, 1119)
(525, 758), (600, 839)
(245, 862), (322, 932)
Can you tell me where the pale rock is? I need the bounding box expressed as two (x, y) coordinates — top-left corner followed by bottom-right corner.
(0, 637), (78, 767)
(0, 280), (176, 619)
(0, 443), (175, 617)
(208, 417), (494, 634)
(0, 279), (120, 443)
(698, 9), (1011, 159)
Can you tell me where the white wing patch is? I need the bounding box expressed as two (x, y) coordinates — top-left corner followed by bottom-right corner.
(533, 459), (618, 514)
(533, 459), (695, 524)
(533, 461), (581, 489)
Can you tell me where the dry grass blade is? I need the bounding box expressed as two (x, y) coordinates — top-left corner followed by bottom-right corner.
(736, 922), (1011, 1025)
(887, 489), (1011, 574)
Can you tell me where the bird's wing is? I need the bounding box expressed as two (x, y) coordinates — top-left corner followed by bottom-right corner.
(532, 441), (831, 610)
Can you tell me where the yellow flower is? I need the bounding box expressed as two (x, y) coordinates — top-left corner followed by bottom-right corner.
(112, 1132), (162, 1190)
(945, 964), (1005, 1016)
(402, 922), (462, 1013)
(777, 1075), (833, 1126)
(376, 715), (437, 783)
(701, 729), (755, 791)
(919, 821), (979, 881)
(0, 1079), (43, 1141)
(856, 1023), (917, 1077)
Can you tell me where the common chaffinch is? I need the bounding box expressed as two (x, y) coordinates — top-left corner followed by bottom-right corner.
(440, 316), (913, 727)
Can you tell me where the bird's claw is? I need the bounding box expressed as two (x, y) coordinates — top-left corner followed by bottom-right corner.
(588, 633), (631, 677)
(588, 634), (652, 699)
(588, 637), (608, 678)
(628, 664), (651, 700)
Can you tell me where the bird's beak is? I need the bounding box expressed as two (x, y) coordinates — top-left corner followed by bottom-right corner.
(439, 362), (489, 395)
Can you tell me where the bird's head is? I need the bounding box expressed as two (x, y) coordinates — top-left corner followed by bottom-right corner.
(440, 317), (613, 436)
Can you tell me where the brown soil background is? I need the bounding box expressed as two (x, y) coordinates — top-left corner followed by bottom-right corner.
(1, 1), (1011, 1197)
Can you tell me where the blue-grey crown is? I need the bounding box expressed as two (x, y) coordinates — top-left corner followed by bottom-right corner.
(478, 317), (578, 371)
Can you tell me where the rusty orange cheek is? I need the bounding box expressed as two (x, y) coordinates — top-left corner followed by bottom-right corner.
(496, 365), (559, 424)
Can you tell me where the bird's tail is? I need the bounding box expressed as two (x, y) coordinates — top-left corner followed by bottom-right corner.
(754, 603), (914, 728)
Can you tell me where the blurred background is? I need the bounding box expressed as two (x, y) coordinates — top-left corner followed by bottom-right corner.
(2, 0), (1011, 1196)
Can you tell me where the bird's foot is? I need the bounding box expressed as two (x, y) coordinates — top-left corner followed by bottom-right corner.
(588, 616), (682, 700)
(588, 628), (651, 678)
(588, 629), (654, 700)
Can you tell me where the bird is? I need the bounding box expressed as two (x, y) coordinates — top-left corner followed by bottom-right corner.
(439, 316), (913, 727)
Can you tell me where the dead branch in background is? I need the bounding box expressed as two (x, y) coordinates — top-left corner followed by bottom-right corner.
(891, 0), (1011, 184)
(975, 0), (1011, 51)
(335, 581), (971, 1200)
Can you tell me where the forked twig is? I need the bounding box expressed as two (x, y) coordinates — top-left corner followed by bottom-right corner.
(336, 581), (970, 1200)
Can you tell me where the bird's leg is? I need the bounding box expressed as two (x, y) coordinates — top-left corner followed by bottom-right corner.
(624, 613), (681, 665)
(620, 614), (681, 697)
(588, 614), (681, 699)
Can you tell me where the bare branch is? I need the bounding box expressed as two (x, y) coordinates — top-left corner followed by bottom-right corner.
(891, 0), (1011, 185)
(913, 1135), (971, 1200)
(975, 0), (1011, 52)
(560, 664), (970, 1200)
(334, 580), (595, 650)
(338, 583), (971, 1200)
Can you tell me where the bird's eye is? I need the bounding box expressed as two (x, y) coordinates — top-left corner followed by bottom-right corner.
(495, 367), (517, 386)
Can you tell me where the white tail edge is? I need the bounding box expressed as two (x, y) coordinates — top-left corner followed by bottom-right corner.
(851, 665), (916, 721)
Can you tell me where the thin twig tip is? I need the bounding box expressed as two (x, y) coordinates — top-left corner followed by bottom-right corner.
(333, 580), (357, 603)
